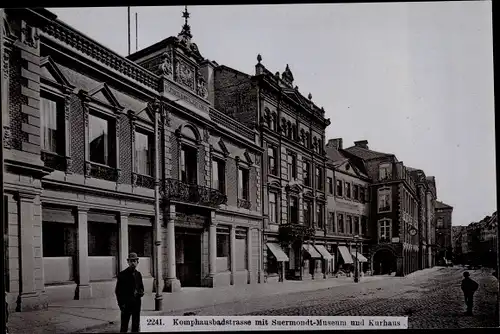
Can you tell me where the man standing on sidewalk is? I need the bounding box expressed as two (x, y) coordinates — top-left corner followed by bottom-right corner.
(115, 253), (145, 333)
(461, 271), (479, 316)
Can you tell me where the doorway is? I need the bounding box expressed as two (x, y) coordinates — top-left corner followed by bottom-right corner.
(373, 249), (396, 275)
(175, 230), (202, 287)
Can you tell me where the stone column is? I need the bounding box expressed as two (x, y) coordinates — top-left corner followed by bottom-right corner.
(230, 225), (236, 285)
(247, 227), (252, 284)
(208, 212), (217, 287)
(17, 192), (47, 311)
(76, 207), (92, 299)
(165, 204), (180, 292)
(118, 213), (129, 272)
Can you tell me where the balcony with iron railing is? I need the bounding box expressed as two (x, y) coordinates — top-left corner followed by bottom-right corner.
(278, 223), (316, 243)
(163, 178), (227, 207)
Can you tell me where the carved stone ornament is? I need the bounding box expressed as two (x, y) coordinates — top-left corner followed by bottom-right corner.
(132, 173), (138, 187)
(21, 22), (39, 49)
(158, 51), (173, 78)
(85, 161), (92, 177)
(175, 60), (195, 90)
(64, 95), (71, 121)
(197, 76), (209, 99)
(203, 128), (210, 142)
(65, 157), (73, 172)
(3, 126), (11, 149)
(164, 109), (171, 127)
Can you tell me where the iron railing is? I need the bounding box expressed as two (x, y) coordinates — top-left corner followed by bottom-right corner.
(164, 178), (227, 207)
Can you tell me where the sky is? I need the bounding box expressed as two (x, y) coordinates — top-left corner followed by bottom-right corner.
(50, 2), (495, 226)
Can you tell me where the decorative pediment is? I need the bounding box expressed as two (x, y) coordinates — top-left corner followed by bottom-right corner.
(218, 139), (229, 157)
(40, 56), (74, 89)
(268, 181), (281, 190)
(133, 105), (155, 125)
(88, 83), (123, 110)
(285, 183), (302, 194)
(303, 190), (314, 199)
(244, 150), (253, 165)
(337, 159), (364, 177)
(316, 193), (327, 202)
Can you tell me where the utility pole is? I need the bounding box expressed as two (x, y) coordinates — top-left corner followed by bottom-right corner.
(153, 101), (163, 311)
(135, 12), (138, 52)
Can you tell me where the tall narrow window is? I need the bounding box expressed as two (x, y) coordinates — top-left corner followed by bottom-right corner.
(361, 216), (367, 235)
(181, 145), (198, 184)
(89, 114), (110, 166)
(212, 158), (226, 193)
(327, 177), (334, 194)
(238, 168), (249, 200)
(360, 187), (366, 203)
(289, 196), (298, 224)
(317, 203), (324, 229)
(40, 96), (59, 153)
(378, 188), (392, 212)
(345, 182), (351, 198)
(353, 185), (359, 201)
(379, 219), (392, 243)
(287, 153), (297, 180)
(354, 216), (360, 235)
(269, 192), (277, 224)
(268, 146), (277, 175)
(304, 200), (312, 226)
(135, 131), (152, 176)
(303, 161), (311, 187)
(346, 215), (353, 234)
(336, 179), (343, 196)
(329, 212), (336, 233)
(338, 213), (344, 233)
(316, 166), (323, 190)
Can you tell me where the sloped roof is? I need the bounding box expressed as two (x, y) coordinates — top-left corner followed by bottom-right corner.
(325, 145), (346, 164)
(344, 145), (393, 160)
(436, 201), (453, 209)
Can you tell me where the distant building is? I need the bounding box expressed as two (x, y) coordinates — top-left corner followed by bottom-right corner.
(435, 201), (453, 263)
(343, 141), (425, 276)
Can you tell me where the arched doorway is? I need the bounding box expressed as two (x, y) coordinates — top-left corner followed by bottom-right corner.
(372, 249), (397, 275)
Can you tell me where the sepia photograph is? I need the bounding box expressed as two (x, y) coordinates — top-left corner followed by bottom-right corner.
(0, 1), (497, 333)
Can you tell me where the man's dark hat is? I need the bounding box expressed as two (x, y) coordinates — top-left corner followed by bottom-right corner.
(463, 271), (470, 277)
(128, 252), (139, 260)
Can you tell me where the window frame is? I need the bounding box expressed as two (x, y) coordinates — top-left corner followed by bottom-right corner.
(316, 166), (324, 191)
(268, 191), (278, 224)
(377, 187), (392, 213)
(327, 177), (334, 195)
(268, 145), (278, 176)
(378, 219), (392, 243)
(287, 152), (297, 180)
(336, 179), (343, 197)
(303, 160), (311, 187)
(289, 195), (299, 224)
(211, 156), (227, 194)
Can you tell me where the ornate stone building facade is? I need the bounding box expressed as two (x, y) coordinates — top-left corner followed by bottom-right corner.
(325, 138), (371, 276)
(434, 200), (453, 263)
(2, 8), (263, 311)
(212, 58), (332, 281)
(343, 141), (436, 277)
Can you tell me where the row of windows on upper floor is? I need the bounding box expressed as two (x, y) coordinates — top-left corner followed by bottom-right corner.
(263, 110), (323, 155)
(40, 92), (253, 202)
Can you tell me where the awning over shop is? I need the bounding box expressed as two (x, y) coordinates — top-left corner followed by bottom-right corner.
(313, 244), (334, 260)
(266, 243), (289, 262)
(338, 246), (354, 264)
(351, 252), (368, 263)
(302, 244), (322, 258)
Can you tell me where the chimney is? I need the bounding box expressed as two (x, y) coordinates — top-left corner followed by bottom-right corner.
(354, 140), (369, 149)
(199, 60), (217, 105)
(327, 138), (343, 150)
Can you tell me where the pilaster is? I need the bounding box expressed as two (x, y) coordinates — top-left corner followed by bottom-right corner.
(76, 207), (92, 299)
(118, 213), (129, 271)
(164, 204), (180, 292)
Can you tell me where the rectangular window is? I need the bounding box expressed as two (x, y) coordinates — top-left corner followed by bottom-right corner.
(361, 216), (367, 235)
(345, 182), (351, 198)
(212, 158), (226, 193)
(89, 114), (111, 166)
(135, 131), (152, 176)
(40, 96), (60, 153)
(379, 220), (392, 243)
(346, 215), (353, 234)
(238, 168), (249, 200)
(304, 200), (312, 226)
(379, 163), (392, 180)
(303, 161), (311, 186)
(329, 212), (336, 233)
(289, 196), (298, 224)
(437, 218), (444, 228)
(336, 179), (343, 196)
(337, 213), (344, 233)
(327, 177), (333, 194)
(353, 185), (359, 200)
(354, 216), (360, 235)
(316, 166), (323, 190)
(360, 187), (366, 203)
(269, 192), (277, 224)
(378, 188), (392, 212)
(316, 203), (324, 229)
(268, 146), (277, 175)
(181, 145), (198, 184)
(287, 153), (297, 180)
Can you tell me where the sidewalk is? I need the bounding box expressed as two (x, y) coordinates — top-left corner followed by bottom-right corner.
(8, 275), (387, 334)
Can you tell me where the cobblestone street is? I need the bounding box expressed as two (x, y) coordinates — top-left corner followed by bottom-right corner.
(87, 266), (498, 332)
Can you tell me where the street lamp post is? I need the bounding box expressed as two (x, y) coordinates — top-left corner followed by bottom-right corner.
(353, 235), (360, 283)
